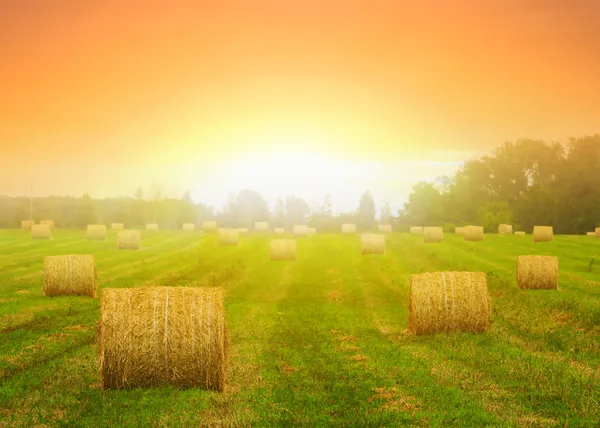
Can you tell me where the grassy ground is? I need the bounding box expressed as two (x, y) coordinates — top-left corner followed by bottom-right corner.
(0, 229), (599, 427)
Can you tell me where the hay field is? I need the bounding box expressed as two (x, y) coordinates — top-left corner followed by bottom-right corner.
(1, 229), (599, 426)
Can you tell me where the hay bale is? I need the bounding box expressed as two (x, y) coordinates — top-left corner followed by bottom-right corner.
(146, 223), (159, 231)
(202, 221), (217, 231)
(31, 224), (51, 239)
(117, 231), (141, 250)
(341, 224), (356, 234)
(21, 220), (34, 230)
(464, 225), (484, 242)
(293, 225), (309, 237)
(43, 255), (97, 297)
(514, 231), (526, 236)
(98, 286), (228, 391)
(408, 271), (491, 335)
(40, 220), (55, 230)
(182, 223), (196, 232)
(423, 227), (443, 243)
(274, 228), (285, 234)
(360, 234), (385, 254)
(410, 226), (423, 234)
(587, 231), (596, 236)
(254, 221), (269, 232)
(532, 226), (553, 242)
(307, 227), (316, 235)
(237, 228), (248, 233)
(269, 239), (297, 261)
(378, 224), (392, 233)
(455, 226), (465, 235)
(87, 224), (107, 241)
(595, 227), (600, 238)
(218, 228), (239, 246)
(498, 224), (513, 235)
(516, 255), (558, 290)
(111, 223), (125, 230)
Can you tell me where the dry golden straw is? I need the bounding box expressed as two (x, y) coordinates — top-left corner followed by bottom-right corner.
(423, 227), (443, 243)
(98, 286), (228, 391)
(43, 255), (97, 297)
(378, 224), (392, 233)
(587, 231), (596, 236)
(514, 231), (526, 236)
(87, 224), (107, 241)
(218, 228), (239, 246)
(408, 271), (491, 335)
(410, 226), (423, 234)
(40, 220), (55, 230)
(182, 223), (196, 232)
(274, 228), (285, 234)
(498, 224), (513, 235)
(202, 221), (217, 231)
(516, 255), (558, 290)
(21, 220), (34, 230)
(532, 226), (553, 242)
(31, 224), (51, 239)
(341, 224), (356, 234)
(360, 234), (385, 254)
(269, 239), (297, 260)
(595, 227), (600, 238)
(254, 221), (269, 231)
(146, 223), (159, 231)
(111, 223), (124, 230)
(464, 225), (484, 242)
(293, 225), (309, 237)
(117, 230), (141, 250)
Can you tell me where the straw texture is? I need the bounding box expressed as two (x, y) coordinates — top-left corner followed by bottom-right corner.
(31, 224), (51, 239)
(117, 231), (141, 250)
(498, 224), (513, 235)
(269, 239), (297, 261)
(532, 226), (553, 242)
(514, 231), (526, 236)
(43, 255), (97, 297)
(516, 256), (559, 290)
(360, 234), (385, 254)
(464, 225), (484, 242)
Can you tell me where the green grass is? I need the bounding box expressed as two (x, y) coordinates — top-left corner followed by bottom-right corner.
(1, 229), (600, 427)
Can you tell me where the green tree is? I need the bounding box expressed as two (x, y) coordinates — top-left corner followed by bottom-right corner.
(357, 190), (376, 231)
(75, 193), (97, 227)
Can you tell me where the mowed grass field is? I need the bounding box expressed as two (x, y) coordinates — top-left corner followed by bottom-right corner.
(1, 229), (600, 427)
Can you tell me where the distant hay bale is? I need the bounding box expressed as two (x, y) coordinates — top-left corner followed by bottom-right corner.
(99, 286), (228, 391)
(532, 226), (553, 242)
(464, 225), (484, 242)
(87, 224), (107, 241)
(40, 220), (55, 230)
(254, 221), (269, 232)
(31, 224), (51, 240)
(43, 255), (97, 298)
(146, 223), (159, 231)
(274, 228), (285, 234)
(237, 228), (248, 233)
(410, 226), (423, 234)
(455, 226), (465, 235)
(498, 224), (513, 235)
(307, 228), (316, 235)
(111, 223), (124, 230)
(293, 225), (309, 237)
(378, 224), (392, 233)
(587, 231), (596, 236)
(360, 234), (385, 254)
(516, 255), (558, 290)
(596, 227), (600, 238)
(182, 223), (196, 232)
(117, 231), (141, 250)
(423, 227), (443, 243)
(515, 231), (526, 236)
(21, 220), (34, 230)
(341, 224), (356, 234)
(218, 228), (239, 246)
(202, 221), (217, 231)
(269, 239), (297, 261)
(408, 271), (491, 335)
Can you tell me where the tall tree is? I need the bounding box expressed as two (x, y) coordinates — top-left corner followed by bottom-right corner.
(357, 191), (376, 230)
(75, 193), (97, 227)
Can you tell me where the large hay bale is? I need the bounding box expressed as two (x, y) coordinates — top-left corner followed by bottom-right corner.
(464, 225), (484, 242)
(274, 228), (285, 234)
(515, 231), (526, 236)
(87, 224), (107, 241)
(455, 226), (465, 235)
(117, 231), (141, 250)
(43, 255), (97, 297)
(146, 223), (159, 231)
(269, 239), (297, 261)
(410, 226), (423, 234)
(31, 224), (51, 239)
(21, 220), (34, 230)
(99, 286), (228, 391)
(293, 225), (309, 237)
(595, 227), (600, 238)
(532, 226), (553, 242)
(360, 234), (385, 254)
(111, 223), (125, 230)
(202, 221), (217, 231)
(254, 221), (269, 232)
(182, 223), (196, 232)
(218, 228), (239, 246)
(408, 271), (491, 335)
(307, 227), (316, 235)
(40, 220), (55, 230)
(423, 227), (443, 243)
(516, 256), (558, 290)
(378, 224), (392, 233)
(341, 224), (356, 234)
(498, 224), (513, 235)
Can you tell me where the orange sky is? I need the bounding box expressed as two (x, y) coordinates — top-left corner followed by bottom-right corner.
(1, 0), (599, 211)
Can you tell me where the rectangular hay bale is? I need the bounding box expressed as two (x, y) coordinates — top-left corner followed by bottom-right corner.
(516, 255), (558, 290)
(21, 220), (35, 230)
(31, 224), (51, 239)
(254, 221), (269, 232)
(498, 224), (513, 235)
(423, 227), (443, 243)
(43, 254), (97, 297)
(464, 225), (484, 242)
(117, 230), (141, 250)
(293, 225), (309, 237)
(182, 223), (196, 232)
(360, 234), (385, 254)
(274, 228), (285, 234)
(146, 223), (159, 231)
(532, 225), (553, 242)
(111, 223), (125, 230)
(269, 239), (297, 260)
(341, 224), (356, 234)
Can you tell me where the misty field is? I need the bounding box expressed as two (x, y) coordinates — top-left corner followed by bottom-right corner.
(1, 230), (599, 427)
